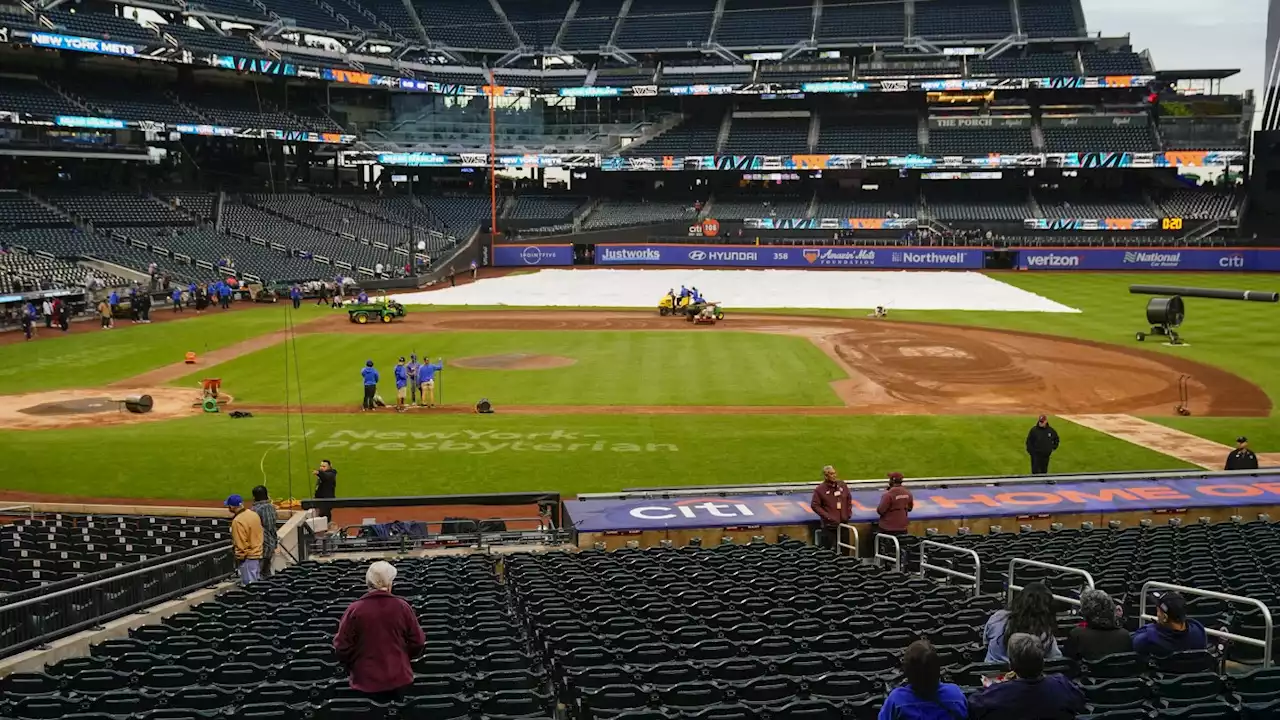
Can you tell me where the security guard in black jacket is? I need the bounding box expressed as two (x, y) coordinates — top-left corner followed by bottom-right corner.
(1225, 437), (1259, 471)
(1025, 414), (1060, 475)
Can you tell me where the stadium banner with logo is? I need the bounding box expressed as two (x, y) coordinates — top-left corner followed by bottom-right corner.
(492, 245), (575, 267)
(593, 244), (983, 269)
(744, 218), (918, 230)
(564, 477), (1280, 531)
(1018, 248), (1280, 271)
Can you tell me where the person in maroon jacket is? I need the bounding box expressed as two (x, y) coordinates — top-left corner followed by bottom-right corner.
(876, 472), (914, 536)
(333, 561), (426, 703)
(810, 465), (852, 550)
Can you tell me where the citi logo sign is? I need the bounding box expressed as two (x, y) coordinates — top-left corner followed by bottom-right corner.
(629, 501), (758, 520)
(1026, 254), (1082, 267)
(1219, 254), (1245, 268)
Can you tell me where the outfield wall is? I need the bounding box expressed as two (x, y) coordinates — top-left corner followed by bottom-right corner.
(492, 243), (1280, 271)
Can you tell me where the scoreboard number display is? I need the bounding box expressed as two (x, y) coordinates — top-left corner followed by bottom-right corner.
(1162, 217), (1184, 231)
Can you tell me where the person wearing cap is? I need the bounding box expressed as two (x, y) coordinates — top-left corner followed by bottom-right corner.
(334, 561), (425, 703)
(406, 354), (421, 406)
(393, 357), (410, 413)
(361, 359), (379, 411)
(1225, 436), (1259, 471)
(226, 494), (264, 585)
(1025, 415), (1060, 475)
(1132, 591), (1207, 657)
(810, 465), (852, 551)
(876, 472), (914, 538)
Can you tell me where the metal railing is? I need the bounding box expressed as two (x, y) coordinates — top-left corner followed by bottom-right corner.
(874, 533), (902, 571)
(0, 505), (35, 520)
(0, 543), (233, 659)
(920, 540), (982, 597)
(836, 523), (859, 558)
(314, 517), (566, 555)
(1007, 558), (1095, 608)
(1138, 581), (1274, 668)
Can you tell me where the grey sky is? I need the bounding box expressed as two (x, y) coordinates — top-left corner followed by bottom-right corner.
(1079, 0), (1266, 98)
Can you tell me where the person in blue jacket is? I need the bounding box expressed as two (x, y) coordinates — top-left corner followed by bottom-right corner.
(393, 357), (410, 412)
(357, 290), (369, 304)
(290, 285), (302, 310)
(108, 290), (119, 315)
(171, 287), (183, 313)
(360, 360), (379, 411)
(1132, 591), (1207, 657)
(417, 357), (444, 408)
(879, 640), (968, 720)
(406, 354), (421, 406)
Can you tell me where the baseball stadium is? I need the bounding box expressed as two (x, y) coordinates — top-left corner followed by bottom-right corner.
(2, 0), (1280, 717)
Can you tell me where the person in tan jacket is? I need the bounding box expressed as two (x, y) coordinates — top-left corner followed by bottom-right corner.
(226, 494), (264, 584)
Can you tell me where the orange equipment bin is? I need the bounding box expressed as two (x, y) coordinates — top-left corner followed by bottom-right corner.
(184, 352), (197, 364)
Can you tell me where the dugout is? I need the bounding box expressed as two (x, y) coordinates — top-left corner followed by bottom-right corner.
(566, 467), (1280, 552)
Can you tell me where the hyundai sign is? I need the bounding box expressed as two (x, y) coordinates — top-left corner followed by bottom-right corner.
(1019, 248), (1280, 271)
(594, 244), (983, 269)
(492, 244), (573, 267)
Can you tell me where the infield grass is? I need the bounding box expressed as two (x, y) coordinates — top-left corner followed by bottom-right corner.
(174, 331), (847, 407)
(0, 412), (1193, 500)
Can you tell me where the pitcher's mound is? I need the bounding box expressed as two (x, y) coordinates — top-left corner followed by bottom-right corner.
(453, 353), (577, 370)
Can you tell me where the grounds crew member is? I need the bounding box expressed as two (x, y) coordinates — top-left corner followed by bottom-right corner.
(290, 285), (302, 309)
(1226, 436), (1259, 471)
(417, 357), (444, 408)
(171, 287), (183, 313)
(810, 465), (852, 550)
(226, 494), (264, 585)
(361, 360), (379, 411)
(97, 298), (112, 329)
(394, 357), (410, 412)
(406, 354), (421, 406)
(1025, 414), (1060, 475)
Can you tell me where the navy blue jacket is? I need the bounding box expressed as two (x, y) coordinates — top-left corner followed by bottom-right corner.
(968, 674), (1084, 720)
(1132, 619), (1207, 657)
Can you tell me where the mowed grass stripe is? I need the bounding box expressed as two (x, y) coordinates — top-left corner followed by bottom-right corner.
(0, 413), (1193, 500)
(175, 331), (847, 407)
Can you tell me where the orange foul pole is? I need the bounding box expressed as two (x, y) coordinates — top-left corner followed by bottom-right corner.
(488, 68), (498, 244)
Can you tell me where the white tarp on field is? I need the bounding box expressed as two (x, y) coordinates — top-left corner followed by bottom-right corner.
(390, 270), (1080, 312)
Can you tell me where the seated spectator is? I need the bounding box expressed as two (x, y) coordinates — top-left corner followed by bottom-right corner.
(969, 633), (1085, 720)
(1132, 591), (1207, 657)
(984, 582), (1062, 663)
(879, 640), (968, 719)
(1064, 589), (1131, 662)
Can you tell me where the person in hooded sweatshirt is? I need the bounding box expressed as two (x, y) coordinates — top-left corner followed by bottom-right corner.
(361, 360), (379, 411)
(393, 357), (409, 412)
(1064, 589), (1132, 662)
(1132, 591), (1207, 657)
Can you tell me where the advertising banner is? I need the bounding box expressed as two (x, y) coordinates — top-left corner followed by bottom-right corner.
(1023, 218), (1161, 231)
(593, 244), (983, 269)
(1018, 248), (1280, 271)
(744, 218), (917, 231)
(564, 477), (1280, 531)
(492, 244), (574, 267)
(28, 31), (139, 57)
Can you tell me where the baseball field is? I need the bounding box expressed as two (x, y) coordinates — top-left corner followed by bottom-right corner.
(1, 270), (1277, 505)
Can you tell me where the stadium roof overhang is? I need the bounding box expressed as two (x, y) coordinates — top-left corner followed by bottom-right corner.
(1156, 68), (1241, 81)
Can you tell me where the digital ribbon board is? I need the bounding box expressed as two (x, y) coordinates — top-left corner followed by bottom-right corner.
(564, 477), (1280, 531)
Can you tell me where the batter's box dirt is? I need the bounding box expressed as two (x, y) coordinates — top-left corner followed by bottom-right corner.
(452, 354), (577, 370)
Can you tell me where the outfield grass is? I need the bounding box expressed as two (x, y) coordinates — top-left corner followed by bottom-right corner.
(175, 331), (846, 407)
(0, 306), (324, 394)
(0, 412), (1192, 500)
